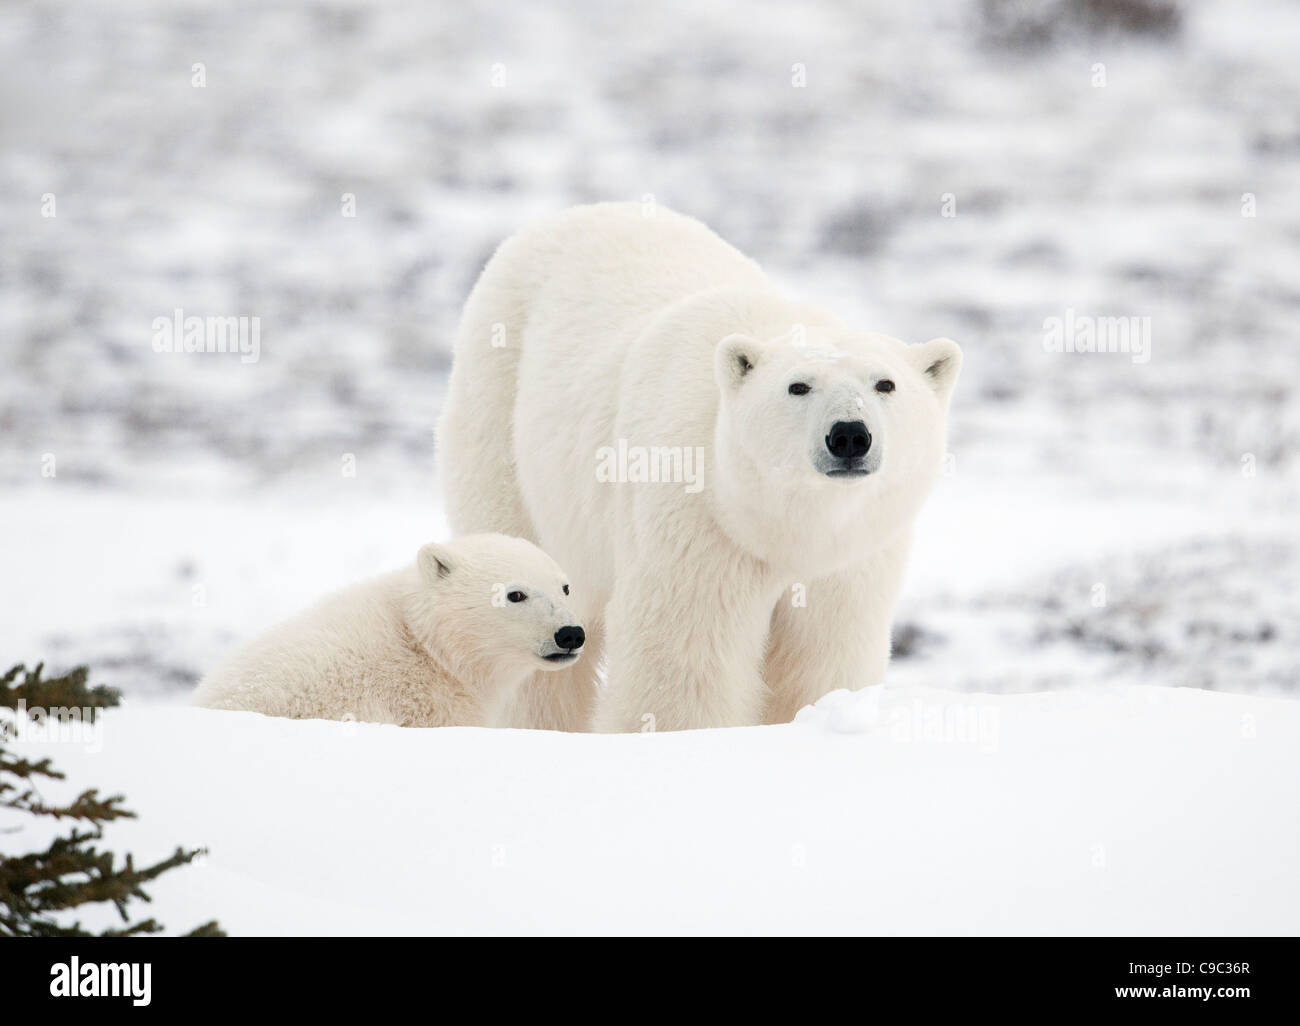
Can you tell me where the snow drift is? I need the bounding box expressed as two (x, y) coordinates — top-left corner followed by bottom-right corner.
(5, 684), (1297, 935)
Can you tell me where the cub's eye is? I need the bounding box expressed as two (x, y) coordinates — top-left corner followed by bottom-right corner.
(507, 591), (527, 603)
(875, 379), (895, 394)
(562, 584), (570, 595)
(788, 382), (811, 396)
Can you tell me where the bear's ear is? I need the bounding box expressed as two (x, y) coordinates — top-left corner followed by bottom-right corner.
(715, 333), (766, 393)
(417, 542), (456, 585)
(909, 337), (962, 399)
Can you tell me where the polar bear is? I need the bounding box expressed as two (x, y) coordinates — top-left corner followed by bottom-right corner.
(191, 534), (585, 727)
(436, 203), (959, 732)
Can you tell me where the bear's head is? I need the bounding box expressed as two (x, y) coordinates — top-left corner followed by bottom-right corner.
(712, 328), (961, 573)
(410, 534), (584, 678)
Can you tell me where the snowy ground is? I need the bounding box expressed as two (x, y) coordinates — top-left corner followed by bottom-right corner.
(5, 685), (1298, 935)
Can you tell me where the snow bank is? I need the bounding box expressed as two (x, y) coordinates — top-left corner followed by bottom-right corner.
(5, 684), (1297, 935)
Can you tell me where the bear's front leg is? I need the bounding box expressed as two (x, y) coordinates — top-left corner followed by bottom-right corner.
(762, 534), (912, 724)
(594, 543), (780, 733)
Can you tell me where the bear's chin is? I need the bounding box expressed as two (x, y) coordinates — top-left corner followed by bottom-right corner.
(538, 651), (580, 668)
(814, 450), (883, 480)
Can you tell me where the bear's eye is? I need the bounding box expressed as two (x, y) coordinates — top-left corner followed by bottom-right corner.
(788, 382), (811, 396)
(875, 379), (895, 394)
(562, 584), (570, 595)
(507, 590), (527, 603)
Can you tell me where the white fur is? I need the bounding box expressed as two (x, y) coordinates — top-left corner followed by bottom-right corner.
(436, 203), (960, 732)
(191, 534), (584, 727)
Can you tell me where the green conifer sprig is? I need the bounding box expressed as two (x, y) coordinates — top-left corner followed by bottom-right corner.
(1, 661), (122, 710)
(1, 661), (223, 937)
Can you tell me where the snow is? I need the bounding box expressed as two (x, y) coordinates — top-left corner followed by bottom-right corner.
(4, 684), (1297, 935)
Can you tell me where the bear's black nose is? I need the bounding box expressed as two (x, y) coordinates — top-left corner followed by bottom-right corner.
(554, 625), (585, 651)
(826, 420), (871, 459)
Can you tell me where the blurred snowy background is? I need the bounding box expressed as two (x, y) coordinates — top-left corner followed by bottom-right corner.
(2, 0), (1297, 701)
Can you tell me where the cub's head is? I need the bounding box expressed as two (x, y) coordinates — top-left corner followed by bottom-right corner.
(712, 327), (961, 568)
(413, 534), (584, 674)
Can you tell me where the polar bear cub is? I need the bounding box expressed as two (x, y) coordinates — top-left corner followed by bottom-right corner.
(191, 534), (585, 727)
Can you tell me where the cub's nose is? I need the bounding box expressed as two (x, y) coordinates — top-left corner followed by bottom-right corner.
(826, 420), (871, 459)
(554, 625), (585, 652)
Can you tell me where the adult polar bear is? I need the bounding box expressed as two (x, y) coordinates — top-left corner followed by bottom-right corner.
(437, 203), (960, 732)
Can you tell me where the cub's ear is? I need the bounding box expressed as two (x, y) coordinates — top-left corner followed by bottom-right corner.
(714, 333), (766, 393)
(910, 337), (962, 399)
(417, 542), (456, 585)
